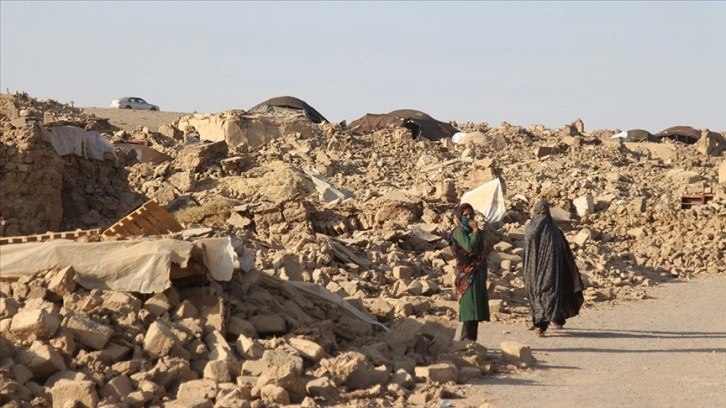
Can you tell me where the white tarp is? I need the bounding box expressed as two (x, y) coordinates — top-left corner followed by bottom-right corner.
(49, 126), (118, 161)
(460, 178), (507, 223)
(304, 168), (355, 203)
(0, 237), (235, 293)
(610, 131), (628, 139)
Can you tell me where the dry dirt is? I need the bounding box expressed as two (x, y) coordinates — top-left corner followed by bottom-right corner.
(81, 107), (190, 132)
(459, 273), (726, 408)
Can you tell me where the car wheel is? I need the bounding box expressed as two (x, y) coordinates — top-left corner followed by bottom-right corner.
(125, 105), (132, 109)
(150, 107), (158, 111)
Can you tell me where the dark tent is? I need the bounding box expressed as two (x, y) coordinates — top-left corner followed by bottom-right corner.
(624, 129), (660, 142)
(348, 109), (459, 141)
(249, 96), (328, 124)
(656, 126), (700, 145)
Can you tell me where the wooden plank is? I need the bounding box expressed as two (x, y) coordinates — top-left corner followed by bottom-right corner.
(116, 219), (144, 236)
(143, 203), (183, 233)
(128, 212), (162, 235)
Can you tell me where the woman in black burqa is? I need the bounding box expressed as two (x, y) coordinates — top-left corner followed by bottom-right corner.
(523, 199), (585, 337)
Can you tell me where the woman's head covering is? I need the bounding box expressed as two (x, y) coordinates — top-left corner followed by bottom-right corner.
(456, 202), (475, 218)
(532, 199), (551, 217)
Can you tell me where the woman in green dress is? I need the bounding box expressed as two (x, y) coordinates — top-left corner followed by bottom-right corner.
(450, 203), (490, 342)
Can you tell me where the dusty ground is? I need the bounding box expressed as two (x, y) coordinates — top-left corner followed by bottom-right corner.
(81, 107), (189, 131)
(456, 274), (726, 408)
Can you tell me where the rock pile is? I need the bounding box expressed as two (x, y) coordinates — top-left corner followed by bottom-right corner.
(1, 92), (724, 407)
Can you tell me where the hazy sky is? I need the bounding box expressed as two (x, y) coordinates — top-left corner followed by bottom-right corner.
(2, 1), (725, 132)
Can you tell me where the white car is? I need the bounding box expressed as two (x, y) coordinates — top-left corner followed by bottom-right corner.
(110, 97), (160, 111)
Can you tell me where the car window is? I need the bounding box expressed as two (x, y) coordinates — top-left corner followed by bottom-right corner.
(139, 99), (146, 104)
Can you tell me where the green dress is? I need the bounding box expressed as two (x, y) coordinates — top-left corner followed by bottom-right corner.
(453, 227), (491, 322)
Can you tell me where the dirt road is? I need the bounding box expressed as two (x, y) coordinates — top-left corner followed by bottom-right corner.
(458, 274), (726, 408)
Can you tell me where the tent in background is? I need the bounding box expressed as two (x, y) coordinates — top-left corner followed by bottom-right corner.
(249, 96), (329, 124)
(348, 109), (459, 141)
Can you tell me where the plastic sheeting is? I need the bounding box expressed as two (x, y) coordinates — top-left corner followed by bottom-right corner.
(0, 237), (235, 293)
(304, 168), (355, 203)
(460, 178), (507, 223)
(49, 126), (118, 161)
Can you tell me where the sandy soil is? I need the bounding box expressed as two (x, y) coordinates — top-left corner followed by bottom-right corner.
(455, 274), (726, 408)
(81, 107), (190, 131)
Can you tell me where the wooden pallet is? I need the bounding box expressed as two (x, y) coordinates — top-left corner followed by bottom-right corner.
(0, 228), (101, 246)
(103, 199), (183, 237)
(681, 194), (714, 210)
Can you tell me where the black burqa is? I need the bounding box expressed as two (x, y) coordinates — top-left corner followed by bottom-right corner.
(523, 200), (585, 328)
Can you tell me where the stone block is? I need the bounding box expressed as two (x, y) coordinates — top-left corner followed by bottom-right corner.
(12, 364), (34, 385)
(173, 300), (199, 320)
(10, 308), (60, 339)
(235, 334), (265, 360)
(260, 384), (290, 405)
(414, 362), (458, 384)
(204, 331), (238, 364)
(144, 321), (177, 359)
(103, 292), (142, 314)
(573, 228), (591, 247)
(18, 341), (66, 379)
(573, 193), (595, 217)
(51, 379), (98, 408)
(177, 379), (218, 401)
(255, 350), (305, 403)
(164, 398), (214, 408)
(0, 297), (19, 319)
(103, 375), (133, 400)
(226, 316), (257, 338)
(248, 314), (287, 336)
(47, 266), (77, 297)
(62, 315), (113, 350)
(719, 160), (726, 185)
(500, 341), (534, 366)
(305, 376), (338, 401)
(144, 293), (172, 318)
(392, 266), (413, 280)
(288, 337), (325, 362)
(202, 360), (231, 383)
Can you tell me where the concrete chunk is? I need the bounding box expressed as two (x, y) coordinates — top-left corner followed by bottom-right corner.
(204, 331), (238, 364)
(202, 360), (231, 383)
(177, 379), (217, 401)
(392, 266), (413, 280)
(261, 384), (290, 405)
(226, 316), (257, 338)
(62, 315), (113, 350)
(11, 308), (60, 339)
(18, 341), (66, 379)
(235, 334), (265, 360)
(144, 321), (177, 358)
(51, 379), (98, 408)
(248, 314), (287, 336)
(48, 266), (77, 297)
(573, 193), (595, 217)
(103, 375), (133, 400)
(288, 337), (325, 362)
(414, 362), (458, 384)
(500, 341), (534, 366)
(103, 292), (142, 314)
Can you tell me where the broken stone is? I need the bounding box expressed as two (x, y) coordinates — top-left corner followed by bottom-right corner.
(62, 315), (113, 350)
(10, 308), (60, 339)
(500, 341), (534, 366)
(573, 193), (595, 217)
(414, 361), (458, 384)
(51, 380), (98, 408)
(248, 314), (287, 336)
(177, 379), (218, 401)
(202, 360), (231, 383)
(288, 337), (325, 362)
(18, 341), (66, 379)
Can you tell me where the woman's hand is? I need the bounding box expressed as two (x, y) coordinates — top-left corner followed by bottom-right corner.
(469, 219), (478, 230)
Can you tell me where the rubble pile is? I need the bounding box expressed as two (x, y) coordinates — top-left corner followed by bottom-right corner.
(0, 93), (117, 134)
(1, 93), (724, 407)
